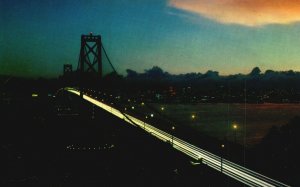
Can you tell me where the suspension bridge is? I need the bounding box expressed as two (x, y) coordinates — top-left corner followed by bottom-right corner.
(60, 33), (291, 187)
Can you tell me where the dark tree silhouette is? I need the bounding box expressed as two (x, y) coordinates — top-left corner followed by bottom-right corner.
(249, 67), (261, 76)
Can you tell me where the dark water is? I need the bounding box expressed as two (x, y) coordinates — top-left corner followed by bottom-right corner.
(152, 103), (300, 146)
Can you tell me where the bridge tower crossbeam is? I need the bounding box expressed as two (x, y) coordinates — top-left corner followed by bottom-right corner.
(78, 32), (102, 78)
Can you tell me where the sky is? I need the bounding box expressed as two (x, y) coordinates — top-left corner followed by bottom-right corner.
(1, 0), (300, 78)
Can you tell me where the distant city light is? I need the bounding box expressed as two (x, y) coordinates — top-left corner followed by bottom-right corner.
(221, 144), (225, 148)
(131, 106), (135, 110)
(161, 107), (165, 111)
(233, 124), (238, 129)
(141, 102), (145, 106)
(191, 114), (196, 119)
(150, 114), (154, 117)
(32, 93), (38, 97)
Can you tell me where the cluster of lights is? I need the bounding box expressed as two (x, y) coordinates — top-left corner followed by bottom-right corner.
(80, 89), (177, 130)
(145, 114), (155, 119)
(66, 144), (115, 151)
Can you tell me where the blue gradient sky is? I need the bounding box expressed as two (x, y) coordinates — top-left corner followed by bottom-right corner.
(1, 0), (300, 77)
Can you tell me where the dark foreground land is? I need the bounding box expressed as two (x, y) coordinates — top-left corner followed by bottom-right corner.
(0, 89), (243, 186)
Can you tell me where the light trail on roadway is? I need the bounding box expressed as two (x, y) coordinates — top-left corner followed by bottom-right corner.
(66, 88), (290, 187)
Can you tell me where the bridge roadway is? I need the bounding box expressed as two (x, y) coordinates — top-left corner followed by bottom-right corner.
(67, 88), (290, 187)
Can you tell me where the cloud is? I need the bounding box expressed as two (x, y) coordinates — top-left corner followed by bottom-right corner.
(168, 0), (300, 26)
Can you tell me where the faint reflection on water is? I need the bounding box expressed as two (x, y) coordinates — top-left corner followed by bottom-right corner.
(151, 103), (300, 146)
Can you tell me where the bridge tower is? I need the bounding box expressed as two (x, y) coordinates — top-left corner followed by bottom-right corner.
(78, 32), (102, 78)
(63, 64), (73, 76)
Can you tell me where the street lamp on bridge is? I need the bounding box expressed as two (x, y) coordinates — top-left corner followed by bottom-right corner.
(171, 126), (175, 146)
(221, 144), (225, 173)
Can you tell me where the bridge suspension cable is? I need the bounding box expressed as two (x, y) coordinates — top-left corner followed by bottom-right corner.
(101, 43), (117, 74)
